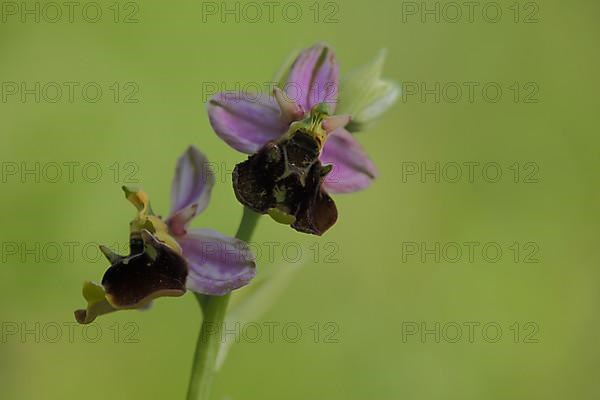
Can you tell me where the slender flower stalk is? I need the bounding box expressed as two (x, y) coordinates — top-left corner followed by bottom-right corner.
(186, 207), (261, 400)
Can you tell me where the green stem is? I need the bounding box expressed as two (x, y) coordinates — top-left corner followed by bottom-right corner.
(186, 293), (230, 400)
(234, 206), (261, 243)
(186, 207), (260, 400)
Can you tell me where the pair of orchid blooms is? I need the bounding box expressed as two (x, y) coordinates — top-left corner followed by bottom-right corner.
(75, 42), (398, 324)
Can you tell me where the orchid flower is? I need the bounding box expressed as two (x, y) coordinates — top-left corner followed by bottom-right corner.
(207, 42), (398, 235)
(75, 146), (256, 324)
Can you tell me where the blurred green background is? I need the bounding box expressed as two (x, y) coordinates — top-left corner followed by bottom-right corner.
(1, 0), (598, 399)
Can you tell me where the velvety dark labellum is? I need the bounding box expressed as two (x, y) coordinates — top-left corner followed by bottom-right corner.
(101, 235), (188, 308)
(233, 132), (338, 235)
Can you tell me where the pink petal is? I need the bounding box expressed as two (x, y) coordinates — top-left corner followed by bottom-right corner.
(207, 92), (288, 154)
(168, 146), (214, 233)
(320, 129), (378, 194)
(178, 229), (256, 296)
(286, 43), (340, 113)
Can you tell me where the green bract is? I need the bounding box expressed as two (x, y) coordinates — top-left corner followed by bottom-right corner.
(337, 50), (400, 132)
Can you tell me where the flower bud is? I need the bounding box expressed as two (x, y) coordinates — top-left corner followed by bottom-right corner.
(336, 50), (399, 132)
